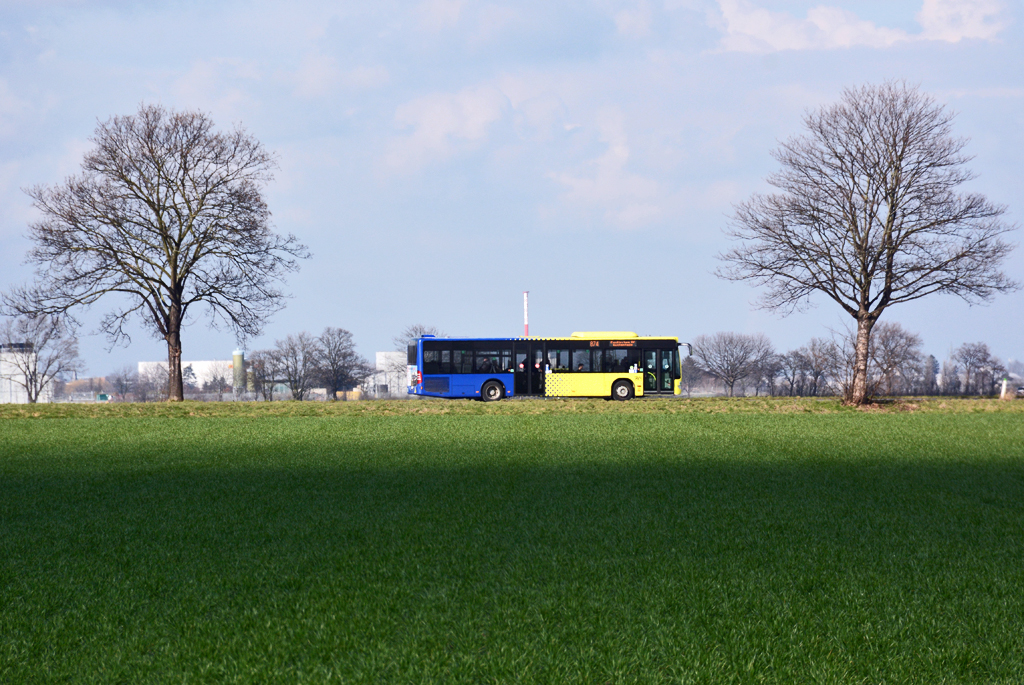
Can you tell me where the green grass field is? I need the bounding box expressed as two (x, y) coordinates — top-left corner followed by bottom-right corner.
(2, 399), (1023, 683)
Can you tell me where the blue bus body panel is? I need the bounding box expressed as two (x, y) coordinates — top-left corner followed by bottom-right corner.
(413, 373), (514, 399)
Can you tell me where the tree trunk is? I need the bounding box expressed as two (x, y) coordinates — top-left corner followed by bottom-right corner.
(849, 315), (875, 405)
(167, 337), (183, 401)
(166, 305), (184, 401)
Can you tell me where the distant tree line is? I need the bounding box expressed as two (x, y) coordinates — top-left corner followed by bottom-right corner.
(92, 327), (373, 402)
(4, 310), (1016, 403)
(688, 324), (1018, 399)
(246, 327), (372, 401)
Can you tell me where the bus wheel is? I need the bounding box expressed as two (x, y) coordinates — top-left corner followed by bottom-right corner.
(611, 380), (634, 401)
(481, 381), (504, 402)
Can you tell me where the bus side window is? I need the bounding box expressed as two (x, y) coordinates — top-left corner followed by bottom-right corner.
(592, 349), (603, 373)
(423, 350), (440, 374)
(474, 350), (498, 373)
(453, 349), (473, 374)
(572, 348), (590, 372)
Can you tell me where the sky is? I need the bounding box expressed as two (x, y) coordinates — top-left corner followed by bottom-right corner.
(0, 0), (1021, 374)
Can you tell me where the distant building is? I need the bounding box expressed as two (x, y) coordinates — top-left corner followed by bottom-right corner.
(0, 343), (54, 404)
(138, 359), (235, 389)
(366, 351), (408, 397)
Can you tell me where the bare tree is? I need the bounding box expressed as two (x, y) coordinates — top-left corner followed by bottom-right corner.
(106, 365), (138, 401)
(0, 315), (83, 403)
(274, 332), (322, 401)
(870, 322), (923, 396)
(693, 332), (774, 397)
(679, 355), (704, 398)
(747, 352), (782, 396)
(134, 366), (168, 403)
(248, 349), (280, 401)
(317, 327), (372, 399)
(2, 104), (309, 402)
(980, 357), (1006, 397)
(393, 324), (445, 351)
(940, 359), (962, 396)
(801, 338), (833, 397)
(719, 82), (1017, 405)
(815, 327), (863, 399)
(954, 342), (994, 396)
(779, 350), (806, 396)
(954, 342), (987, 395)
(202, 361), (232, 401)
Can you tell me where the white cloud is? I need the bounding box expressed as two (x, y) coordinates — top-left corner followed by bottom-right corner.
(417, 0), (466, 31)
(385, 86), (509, 172)
(0, 78), (31, 138)
(340, 65), (390, 89)
(614, 0), (654, 38)
(716, 0), (909, 52)
(549, 108), (662, 229)
(293, 54), (340, 98)
(946, 86), (1024, 99)
(469, 4), (521, 46)
(172, 59), (260, 117)
(292, 56), (390, 98)
(715, 0), (1008, 53)
(917, 0), (1009, 42)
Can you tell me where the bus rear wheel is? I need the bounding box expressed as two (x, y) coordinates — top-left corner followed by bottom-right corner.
(611, 380), (634, 401)
(481, 381), (505, 402)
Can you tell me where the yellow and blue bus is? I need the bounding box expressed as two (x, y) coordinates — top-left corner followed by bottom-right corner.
(407, 332), (689, 401)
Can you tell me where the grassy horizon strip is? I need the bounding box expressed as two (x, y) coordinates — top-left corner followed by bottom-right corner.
(1, 396), (1022, 420)
(2, 412), (1023, 683)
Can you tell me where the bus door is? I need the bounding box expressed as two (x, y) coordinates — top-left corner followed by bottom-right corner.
(514, 342), (546, 396)
(643, 350), (658, 392)
(530, 343), (545, 395)
(644, 348), (677, 393)
(514, 346), (528, 395)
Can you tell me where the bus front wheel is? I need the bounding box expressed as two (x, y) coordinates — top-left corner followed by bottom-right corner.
(481, 381), (505, 402)
(611, 380), (634, 401)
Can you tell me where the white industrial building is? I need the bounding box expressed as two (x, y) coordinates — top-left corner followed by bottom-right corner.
(366, 351), (408, 397)
(138, 359), (235, 389)
(1, 344), (55, 404)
